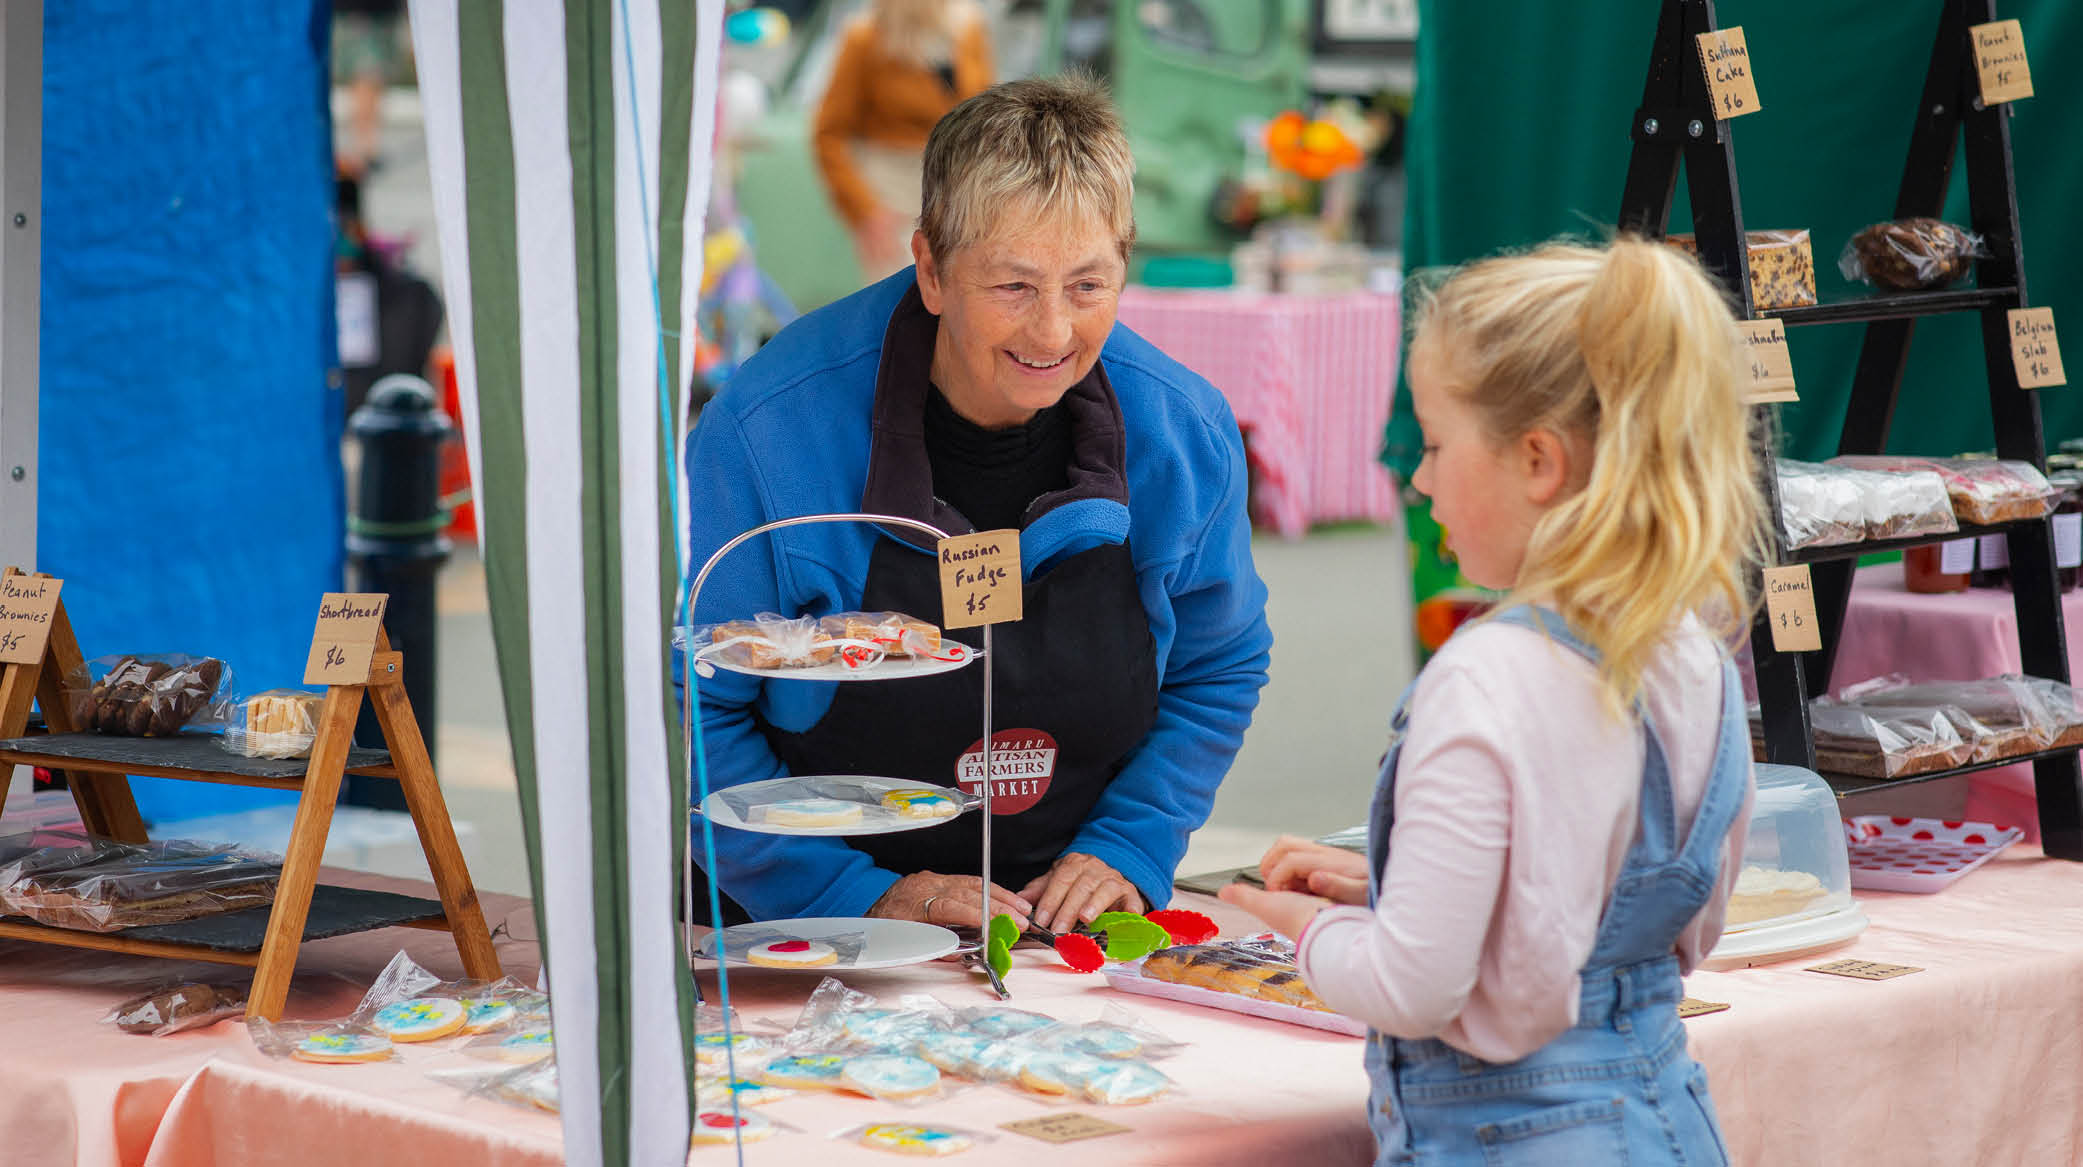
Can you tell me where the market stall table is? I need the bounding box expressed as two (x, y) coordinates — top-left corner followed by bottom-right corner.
(1114, 287), (1402, 538)
(12, 853), (2083, 1165)
(1831, 563), (2083, 837)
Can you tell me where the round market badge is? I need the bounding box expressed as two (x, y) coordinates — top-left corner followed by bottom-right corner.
(955, 728), (1058, 814)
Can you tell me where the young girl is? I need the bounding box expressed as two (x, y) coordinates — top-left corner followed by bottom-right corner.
(1222, 238), (1768, 1165)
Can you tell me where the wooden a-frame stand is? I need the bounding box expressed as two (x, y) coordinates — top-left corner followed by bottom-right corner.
(0, 568), (501, 1018)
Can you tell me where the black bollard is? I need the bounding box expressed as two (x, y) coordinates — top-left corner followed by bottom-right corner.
(345, 374), (454, 811)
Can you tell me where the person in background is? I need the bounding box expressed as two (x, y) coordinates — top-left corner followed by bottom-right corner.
(1222, 238), (1766, 1164)
(685, 77), (1270, 933)
(813, 0), (992, 282)
(332, 0), (405, 177)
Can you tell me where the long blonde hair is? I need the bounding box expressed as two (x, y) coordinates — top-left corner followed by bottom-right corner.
(1410, 236), (1771, 711)
(870, 0), (973, 67)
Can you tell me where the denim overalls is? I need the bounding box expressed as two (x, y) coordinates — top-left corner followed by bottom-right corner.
(1362, 607), (1746, 1166)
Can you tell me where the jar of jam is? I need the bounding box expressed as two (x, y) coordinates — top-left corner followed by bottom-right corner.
(1971, 531), (2010, 589)
(1904, 538), (1975, 593)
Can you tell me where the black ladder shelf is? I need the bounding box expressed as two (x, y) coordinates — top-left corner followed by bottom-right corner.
(1614, 0), (2083, 859)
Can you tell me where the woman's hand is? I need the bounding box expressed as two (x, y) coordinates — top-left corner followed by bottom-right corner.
(869, 871), (1031, 930)
(1257, 835), (1372, 905)
(1018, 852), (1144, 932)
(1218, 882), (1330, 944)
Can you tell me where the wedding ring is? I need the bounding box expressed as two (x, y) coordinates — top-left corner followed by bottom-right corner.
(920, 894), (940, 921)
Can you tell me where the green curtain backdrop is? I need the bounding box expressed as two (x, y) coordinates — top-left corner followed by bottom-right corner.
(1394, 1), (2083, 631)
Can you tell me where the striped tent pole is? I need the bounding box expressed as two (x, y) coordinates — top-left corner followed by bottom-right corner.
(410, 2), (722, 1163)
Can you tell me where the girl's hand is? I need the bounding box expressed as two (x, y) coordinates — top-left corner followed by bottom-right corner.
(1258, 835), (1373, 905)
(1218, 882), (1330, 943)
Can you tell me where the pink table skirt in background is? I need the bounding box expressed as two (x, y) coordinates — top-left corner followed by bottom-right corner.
(1115, 287), (1402, 538)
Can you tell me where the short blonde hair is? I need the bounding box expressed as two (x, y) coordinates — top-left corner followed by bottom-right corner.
(1410, 237), (1771, 711)
(919, 75), (1136, 263)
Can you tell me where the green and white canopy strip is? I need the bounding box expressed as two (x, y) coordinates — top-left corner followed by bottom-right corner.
(410, 2), (723, 1163)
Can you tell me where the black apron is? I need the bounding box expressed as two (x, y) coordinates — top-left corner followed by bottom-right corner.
(763, 535), (1159, 891)
(693, 283), (1159, 919)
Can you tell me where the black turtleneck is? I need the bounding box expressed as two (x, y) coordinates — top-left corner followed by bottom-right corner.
(922, 385), (1072, 532)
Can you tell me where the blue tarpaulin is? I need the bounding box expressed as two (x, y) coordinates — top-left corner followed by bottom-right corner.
(39, 2), (340, 822)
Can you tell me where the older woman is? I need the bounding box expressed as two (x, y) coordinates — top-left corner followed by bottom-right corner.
(684, 76), (1270, 933)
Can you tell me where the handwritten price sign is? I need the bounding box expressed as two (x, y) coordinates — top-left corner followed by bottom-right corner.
(2008, 307), (2066, 389)
(303, 592), (389, 685)
(1695, 27), (1762, 120)
(1761, 565), (1821, 653)
(1970, 19), (2033, 105)
(1737, 319), (1798, 403)
(937, 530), (1023, 630)
(0, 574), (61, 666)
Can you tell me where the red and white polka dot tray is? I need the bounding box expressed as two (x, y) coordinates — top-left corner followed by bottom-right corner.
(1842, 816), (2024, 893)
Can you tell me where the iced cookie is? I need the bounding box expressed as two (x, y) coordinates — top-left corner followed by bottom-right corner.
(962, 1039), (1037, 1082)
(1017, 1052), (1106, 1096)
(496, 1026), (556, 1062)
(696, 1074), (794, 1107)
(460, 997), (518, 1035)
(881, 788), (960, 820)
(690, 1110), (776, 1145)
(747, 939), (839, 968)
(1064, 1023), (1143, 1060)
(293, 1031), (394, 1064)
(842, 1054), (942, 1100)
(371, 997), (468, 1042)
(1083, 1059), (1171, 1104)
(759, 1053), (850, 1089)
(763, 798), (863, 828)
(693, 1030), (771, 1067)
(915, 1031), (993, 1075)
(857, 1123), (974, 1156)
(962, 1008), (1055, 1039)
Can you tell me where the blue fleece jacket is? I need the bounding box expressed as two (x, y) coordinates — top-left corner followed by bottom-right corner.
(682, 269), (1272, 919)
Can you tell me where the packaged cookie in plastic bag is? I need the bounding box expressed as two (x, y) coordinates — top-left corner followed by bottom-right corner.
(221, 689), (325, 759)
(63, 654), (236, 737)
(1799, 699), (1977, 778)
(816, 611), (951, 661)
(104, 981), (248, 1035)
(0, 831), (280, 932)
(1839, 218), (1986, 290)
(715, 775), (977, 833)
(1831, 456), (2057, 525)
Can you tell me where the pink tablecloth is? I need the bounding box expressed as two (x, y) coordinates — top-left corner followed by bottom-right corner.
(16, 855), (2083, 1166)
(1833, 563), (2083, 839)
(1115, 288), (1402, 538)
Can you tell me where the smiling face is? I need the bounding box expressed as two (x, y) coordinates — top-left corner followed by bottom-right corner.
(912, 205), (1126, 428)
(1407, 336), (1551, 591)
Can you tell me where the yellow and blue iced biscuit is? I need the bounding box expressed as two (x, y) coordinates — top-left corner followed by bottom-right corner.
(881, 788), (960, 820)
(857, 1123), (974, 1156)
(371, 997), (467, 1042)
(292, 1031), (394, 1064)
(693, 1030), (771, 1067)
(496, 1026), (556, 1062)
(459, 997), (517, 1035)
(759, 1053), (851, 1089)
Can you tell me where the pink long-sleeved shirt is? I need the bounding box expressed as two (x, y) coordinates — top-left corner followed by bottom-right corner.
(1298, 614), (1752, 1063)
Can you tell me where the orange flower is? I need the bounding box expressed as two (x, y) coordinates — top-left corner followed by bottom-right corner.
(1264, 110), (1364, 182)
